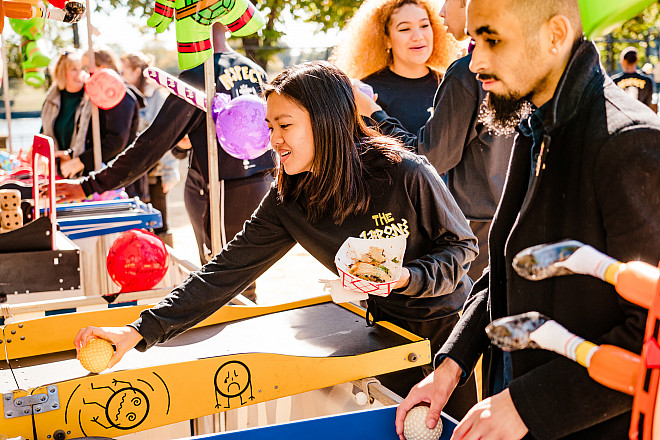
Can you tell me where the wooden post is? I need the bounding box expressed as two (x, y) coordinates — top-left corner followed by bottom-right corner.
(85, 0), (102, 172)
(1, 35), (13, 154)
(204, 56), (223, 257)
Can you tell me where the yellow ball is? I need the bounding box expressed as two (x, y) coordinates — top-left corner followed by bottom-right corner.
(79, 338), (114, 373)
(403, 405), (443, 440)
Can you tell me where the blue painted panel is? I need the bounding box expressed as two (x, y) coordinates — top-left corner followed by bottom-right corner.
(45, 308), (77, 316)
(182, 406), (455, 440)
(108, 300), (138, 308)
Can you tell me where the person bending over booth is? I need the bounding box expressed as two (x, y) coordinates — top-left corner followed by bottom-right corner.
(72, 61), (479, 419)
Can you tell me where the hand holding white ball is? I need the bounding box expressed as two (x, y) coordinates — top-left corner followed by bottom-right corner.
(403, 405), (443, 440)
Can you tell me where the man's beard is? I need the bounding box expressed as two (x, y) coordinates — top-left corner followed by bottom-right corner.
(478, 91), (533, 136)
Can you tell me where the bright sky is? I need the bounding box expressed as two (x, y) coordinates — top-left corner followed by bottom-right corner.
(68, 6), (339, 53)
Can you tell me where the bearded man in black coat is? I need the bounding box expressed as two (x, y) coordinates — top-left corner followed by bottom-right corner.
(395, 0), (660, 439)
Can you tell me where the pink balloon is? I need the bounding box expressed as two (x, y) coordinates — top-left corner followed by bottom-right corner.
(213, 94), (271, 160)
(85, 68), (126, 110)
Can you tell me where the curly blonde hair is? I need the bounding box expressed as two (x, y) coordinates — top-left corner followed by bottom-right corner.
(331, 0), (457, 80)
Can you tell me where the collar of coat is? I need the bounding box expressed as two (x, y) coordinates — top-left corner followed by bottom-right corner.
(543, 38), (605, 133)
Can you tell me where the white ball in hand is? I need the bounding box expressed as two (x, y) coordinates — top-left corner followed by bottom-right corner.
(403, 405), (443, 440)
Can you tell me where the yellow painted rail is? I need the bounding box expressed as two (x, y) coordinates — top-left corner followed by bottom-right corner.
(1, 296), (335, 360)
(1, 340), (429, 438)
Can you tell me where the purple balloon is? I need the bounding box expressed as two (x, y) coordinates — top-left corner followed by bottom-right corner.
(213, 94), (271, 160)
(357, 82), (374, 98)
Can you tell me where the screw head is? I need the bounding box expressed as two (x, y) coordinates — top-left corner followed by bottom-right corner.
(23, 408), (30, 414)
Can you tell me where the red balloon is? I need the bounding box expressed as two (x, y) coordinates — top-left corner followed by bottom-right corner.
(106, 229), (169, 293)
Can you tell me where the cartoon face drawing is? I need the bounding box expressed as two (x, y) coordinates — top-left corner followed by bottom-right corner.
(214, 360), (254, 408)
(66, 374), (170, 436)
(104, 387), (149, 429)
(78, 379), (158, 432)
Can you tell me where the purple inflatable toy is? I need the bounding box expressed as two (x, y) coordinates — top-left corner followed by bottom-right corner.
(212, 94), (271, 160)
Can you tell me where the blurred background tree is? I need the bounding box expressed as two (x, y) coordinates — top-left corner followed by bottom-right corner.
(595, 2), (660, 76)
(3, 0), (660, 83)
(100, 0), (360, 68)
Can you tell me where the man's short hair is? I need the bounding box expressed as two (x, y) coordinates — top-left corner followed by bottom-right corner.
(621, 47), (639, 65)
(510, 0), (583, 38)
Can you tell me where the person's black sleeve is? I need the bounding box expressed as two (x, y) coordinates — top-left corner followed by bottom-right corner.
(78, 95), (136, 174)
(370, 58), (480, 175)
(643, 78), (655, 108)
(129, 188), (296, 350)
(509, 127), (660, 440)
(435, 270), (491, 382)
(395, 158), (478, 298)
(80, 85), (202, 196)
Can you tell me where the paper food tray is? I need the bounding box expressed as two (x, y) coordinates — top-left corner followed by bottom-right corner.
(334, 236), (406, 297)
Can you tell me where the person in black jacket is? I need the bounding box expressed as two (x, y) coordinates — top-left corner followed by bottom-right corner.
(72, 61), (479, 417)
(41, 48), (144, 187)
(395, 0), (660, 439)
(353, 0), (514, 283)
(611, 46), (655, 110)
(60, 47), (144, 180)
(55, 25), (277, 301)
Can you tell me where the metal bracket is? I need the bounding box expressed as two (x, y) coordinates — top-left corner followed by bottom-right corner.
(352, 377), (403, 406)
(3, 385), (60, 418)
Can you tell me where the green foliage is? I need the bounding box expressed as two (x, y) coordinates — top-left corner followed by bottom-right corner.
(596, 2), (660, 76)
(95, 0), (362, 68)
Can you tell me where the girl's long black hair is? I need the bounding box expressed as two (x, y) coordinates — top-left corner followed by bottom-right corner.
(263, 61), (403, 224)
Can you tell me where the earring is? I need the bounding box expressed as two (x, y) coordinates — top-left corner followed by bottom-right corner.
(551, 47), (558, 54)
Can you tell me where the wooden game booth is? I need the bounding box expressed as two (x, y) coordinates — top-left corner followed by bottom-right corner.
(1, 295), (432, 439)
(0, 140), (434, 439)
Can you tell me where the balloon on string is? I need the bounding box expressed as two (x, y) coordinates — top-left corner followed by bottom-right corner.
(106, 229), (169, 294)
(85, 68), (126, 110)
(143, 67), (270, 159)
(212, 94), (271, 160)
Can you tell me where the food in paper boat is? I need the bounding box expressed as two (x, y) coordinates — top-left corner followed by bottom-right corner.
(349, 246), (396, 283)
(335, 236), (406, 296)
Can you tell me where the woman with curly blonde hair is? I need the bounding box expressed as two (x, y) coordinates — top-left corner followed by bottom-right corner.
(331, 0), (457, 132)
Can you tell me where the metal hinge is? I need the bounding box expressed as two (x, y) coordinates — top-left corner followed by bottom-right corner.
(3, 385), (60, 419)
